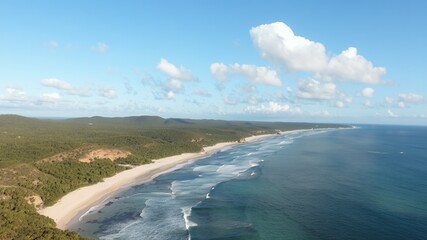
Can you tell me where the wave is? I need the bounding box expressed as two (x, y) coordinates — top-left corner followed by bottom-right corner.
(78, 204), (102, 222)
(77, 127), (334, 239)
(368, 151), (388, 155)
(182, 207), (197, 230)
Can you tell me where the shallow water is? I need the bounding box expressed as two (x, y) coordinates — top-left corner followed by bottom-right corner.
(71, 125), (427, 240)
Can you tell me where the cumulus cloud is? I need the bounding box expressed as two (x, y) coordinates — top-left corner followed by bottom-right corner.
(93, 42), (108, 53)
(250, 22), (386, 84)
(246, 101), (302, 114)
(157, 59), (195, 97)
(210, 63), (228, 81)
(326, 47), (386, 84)
(250, 22), (327, 72)
(296, 79), (337, 100)
(157, 58), (193, 81)
(210, 63), (282, 87)
(361, 87), (375, 98)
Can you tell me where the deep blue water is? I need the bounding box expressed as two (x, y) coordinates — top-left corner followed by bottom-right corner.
(71, 125), (427, 239)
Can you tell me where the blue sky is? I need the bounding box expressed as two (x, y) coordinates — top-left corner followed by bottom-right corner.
(0, 1), (426, 125)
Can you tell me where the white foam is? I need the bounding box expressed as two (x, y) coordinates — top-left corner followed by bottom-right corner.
(93, 128), (338, 239)
(249, 161), (259, 167)
(78, 204), (102, 222)
(216, 164), (242, 175)
(280, 139), (294, 145)
(182, 207), (197, 230)
(193, 165), (219, 172)
(368, 151), (388, 155)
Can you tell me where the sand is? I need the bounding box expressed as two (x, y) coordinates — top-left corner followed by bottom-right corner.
(38, 134), (274, 230)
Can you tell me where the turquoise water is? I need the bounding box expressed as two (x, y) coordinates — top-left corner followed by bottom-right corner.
(71, 125), (427, 239)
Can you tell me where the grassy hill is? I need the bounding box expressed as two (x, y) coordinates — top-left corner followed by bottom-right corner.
(0, 114), (347, 239)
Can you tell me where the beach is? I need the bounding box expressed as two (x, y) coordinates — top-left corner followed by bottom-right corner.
(38, 134), (273, 230)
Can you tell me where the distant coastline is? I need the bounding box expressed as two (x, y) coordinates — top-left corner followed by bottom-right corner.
(38, 133), (275, 230)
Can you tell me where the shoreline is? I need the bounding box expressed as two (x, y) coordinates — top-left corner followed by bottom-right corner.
(38, 133), (275, 230)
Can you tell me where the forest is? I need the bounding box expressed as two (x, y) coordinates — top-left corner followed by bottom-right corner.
(0, 114), (347, 239)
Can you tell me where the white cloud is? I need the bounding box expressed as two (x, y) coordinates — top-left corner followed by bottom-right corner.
(310, 110), (330, 117)
(250, 22), (386, 84)
(387, 109), (398, 117)
(266, 102), (290, 113)
(41, 92), (61, 102)
(93, 42), (108, 53)
(210, 63), (282, 87)
(223, 96), (239, 105)
(246, 101), (302, 114)
(335, 101), (344, 108)
(343, 96), (353, 103)
(210, 63), (228, 81)
(398, 101), (405, 108)
(0, 88), (28, 102)
(157, 58), (193, 81)
(166, 91), (176, 100)
(41, 78), (89, 97)
(326, 47), (386, 84)
(384, 96), (393, 105)
(165, 79), (182, 91)
(41, 78), (74, 90)
(250, 22), (327, 72)
(296, 79), (336, 100)
(98, 87), (116, 99)
(398, 93), (423, 104)
(361, 87), (375, 98)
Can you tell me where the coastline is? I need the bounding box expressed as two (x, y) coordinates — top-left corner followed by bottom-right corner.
(38, 133), (274, 230)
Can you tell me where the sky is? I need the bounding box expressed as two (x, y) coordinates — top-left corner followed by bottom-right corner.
(0, 1), (426, 125)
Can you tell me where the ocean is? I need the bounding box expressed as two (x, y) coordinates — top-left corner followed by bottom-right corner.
(70, 125), (427, 240)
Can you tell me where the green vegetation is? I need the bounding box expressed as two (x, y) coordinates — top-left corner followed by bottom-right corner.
(0, 114), (348, 238)
(0, 186), (90, 240)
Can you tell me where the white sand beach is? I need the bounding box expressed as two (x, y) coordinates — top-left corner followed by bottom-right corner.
(38, 134), (274, 230)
